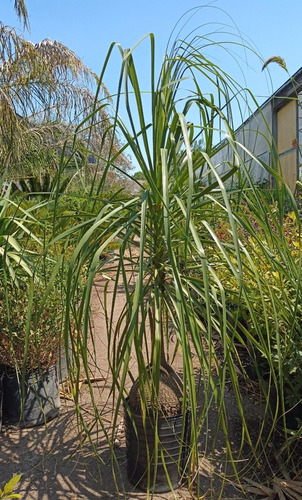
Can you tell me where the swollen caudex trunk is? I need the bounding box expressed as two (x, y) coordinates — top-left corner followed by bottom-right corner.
(128, 363), (184, 418)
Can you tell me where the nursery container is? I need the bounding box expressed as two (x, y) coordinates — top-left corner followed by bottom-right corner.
(0, 369), (3, 432)
(58, 342), (72, 383)
(2, 363), (60, 427)
(124, 404), (191, 493)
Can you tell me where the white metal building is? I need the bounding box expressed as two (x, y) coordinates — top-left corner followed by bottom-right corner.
(213, 68), (302, 192)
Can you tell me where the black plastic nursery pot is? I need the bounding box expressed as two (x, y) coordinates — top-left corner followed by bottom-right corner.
(58, 341), (72, 383)
(2, 362), (60, 427)
(0, 370), (3, 432)
(124, 402), (191, 493)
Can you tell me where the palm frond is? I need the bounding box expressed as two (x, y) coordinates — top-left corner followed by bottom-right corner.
(13, 0), (29, 29)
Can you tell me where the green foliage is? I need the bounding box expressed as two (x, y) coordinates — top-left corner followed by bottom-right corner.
(0, 184), (78, 372)
(0, 181), (43, 286)
(0, 22), (131, 180)
(12, 172), (70, 199)
(3, 9), (300, 496)
(0, 475), (22, 499)
(53, 23), (299, 494)
(202, 195), (302, 428)
(0, 269), (65, 371)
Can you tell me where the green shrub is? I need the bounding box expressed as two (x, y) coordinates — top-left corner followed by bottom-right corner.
(201, 198), (302, 426)
(0, 265), (66, 371)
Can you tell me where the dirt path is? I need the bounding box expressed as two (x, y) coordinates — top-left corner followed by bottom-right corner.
(0, 268), (264, 499)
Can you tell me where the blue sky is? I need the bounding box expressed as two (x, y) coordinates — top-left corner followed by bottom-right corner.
(2, 0), (302, 109)
(2, 0), (302, 169)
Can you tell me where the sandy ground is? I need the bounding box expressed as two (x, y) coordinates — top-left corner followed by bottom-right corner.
(0, 268), (267, 499)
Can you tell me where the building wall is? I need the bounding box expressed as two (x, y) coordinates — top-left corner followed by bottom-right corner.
(211, 102), (274, 187)
(276, 99), (298, 192)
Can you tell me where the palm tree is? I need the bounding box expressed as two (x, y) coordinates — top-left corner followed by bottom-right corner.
(57, 30), (271, 494)
(0, 23), (129, 179)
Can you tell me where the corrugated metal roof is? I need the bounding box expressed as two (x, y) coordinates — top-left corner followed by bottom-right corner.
(253, 66), (302, 114)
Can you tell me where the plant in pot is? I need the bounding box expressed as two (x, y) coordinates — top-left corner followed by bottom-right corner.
(0, 248), (67, 427)
(59, 17), (297, 496)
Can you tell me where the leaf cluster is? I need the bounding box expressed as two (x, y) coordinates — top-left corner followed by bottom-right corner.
(0, 475), (21, 499)
(202, 197), (302, 421)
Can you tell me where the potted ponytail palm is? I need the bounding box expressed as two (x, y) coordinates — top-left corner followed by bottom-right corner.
(62, 21), (284, 495)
